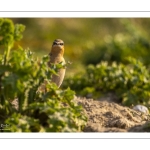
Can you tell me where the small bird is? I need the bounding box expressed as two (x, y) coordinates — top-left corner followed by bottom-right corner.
(48, 39), (66, 88)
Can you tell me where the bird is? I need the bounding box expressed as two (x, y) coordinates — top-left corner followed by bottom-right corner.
(48, 39), (66, 88)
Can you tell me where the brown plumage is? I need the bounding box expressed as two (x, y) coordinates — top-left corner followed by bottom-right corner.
(48, 39), (66, 87)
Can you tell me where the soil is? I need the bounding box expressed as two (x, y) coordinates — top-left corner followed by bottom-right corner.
(74, 96), (150, 132)
(11, 95), (150, 132)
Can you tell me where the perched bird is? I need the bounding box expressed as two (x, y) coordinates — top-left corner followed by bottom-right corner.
(48, 39), (66, 88)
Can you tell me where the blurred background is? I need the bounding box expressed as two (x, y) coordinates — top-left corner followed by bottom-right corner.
(8, 18), (150, 77)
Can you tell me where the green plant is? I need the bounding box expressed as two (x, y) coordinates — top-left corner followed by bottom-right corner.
(0, 18), (87, 132)
(63, 57), (150, 107)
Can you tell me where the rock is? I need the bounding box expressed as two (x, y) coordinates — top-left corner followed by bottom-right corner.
(133, 105), (149, 114)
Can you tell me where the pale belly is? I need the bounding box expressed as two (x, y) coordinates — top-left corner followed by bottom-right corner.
(51, 68), (66, 87)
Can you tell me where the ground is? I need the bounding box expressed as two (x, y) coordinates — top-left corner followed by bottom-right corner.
(11, 95), (150, 132)
(74, 96), (150, 132)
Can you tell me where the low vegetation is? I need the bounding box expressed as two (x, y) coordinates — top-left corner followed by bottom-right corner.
(0, 18), (87, 132)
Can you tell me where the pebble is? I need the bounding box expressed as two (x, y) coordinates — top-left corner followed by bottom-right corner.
(133, 105), (149, 114)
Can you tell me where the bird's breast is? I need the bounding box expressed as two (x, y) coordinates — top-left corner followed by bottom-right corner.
(50, 56), (65, 64)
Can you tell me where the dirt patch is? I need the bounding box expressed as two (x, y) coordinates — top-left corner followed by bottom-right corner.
(74, 97), (150, 132)
(11, 95), (150, 132)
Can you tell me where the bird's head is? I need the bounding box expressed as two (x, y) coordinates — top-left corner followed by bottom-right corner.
(50, 39), (64, 56)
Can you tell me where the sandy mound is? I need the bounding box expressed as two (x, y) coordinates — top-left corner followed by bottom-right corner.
(11, 96), (150, 132)
(74, 97), (150, 132)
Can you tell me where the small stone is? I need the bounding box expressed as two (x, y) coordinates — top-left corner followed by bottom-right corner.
(133, 105), (149, 114)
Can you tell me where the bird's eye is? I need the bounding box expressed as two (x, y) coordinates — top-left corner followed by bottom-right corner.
(60, 43), (64, 45)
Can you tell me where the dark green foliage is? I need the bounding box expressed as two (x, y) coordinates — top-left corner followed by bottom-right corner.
(60, 19), (150, 108)
(0, 18), (87, 132)
(64, 57), (150, 107)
